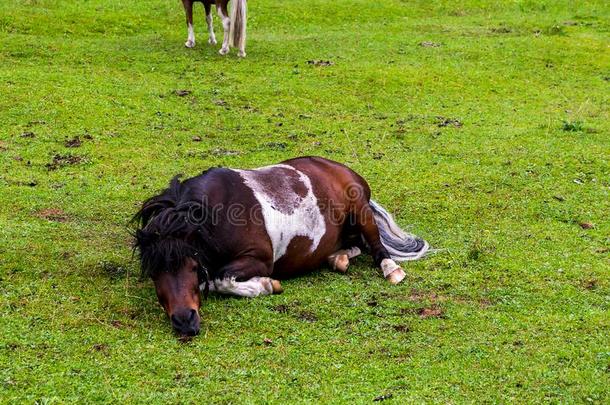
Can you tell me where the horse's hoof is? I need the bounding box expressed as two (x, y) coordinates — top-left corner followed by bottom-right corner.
(208, 37), (217, 45)
(219, 47), (229, 55)
(185, 40), (195, 48)
(386, 267), (406, 285)
(271, 279), (283, 294)
(237, 50), (246, 58)
(331, 254), (349, 273)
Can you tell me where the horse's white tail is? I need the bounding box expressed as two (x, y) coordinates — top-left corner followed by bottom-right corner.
(229, 0), (247, 50)
(369, 200), (430, 261)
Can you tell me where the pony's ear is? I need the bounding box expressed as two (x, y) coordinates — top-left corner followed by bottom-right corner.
(136, 198), (172, 227)
(168, 175), (183, 191)
(134, 174), (184, 226)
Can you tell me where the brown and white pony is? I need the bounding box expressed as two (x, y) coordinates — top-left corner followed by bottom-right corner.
(134, 157), (429, 336)
(181, 0), (247, 57)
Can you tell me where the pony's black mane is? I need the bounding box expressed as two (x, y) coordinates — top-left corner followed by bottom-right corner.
(133, 175), (217, 280)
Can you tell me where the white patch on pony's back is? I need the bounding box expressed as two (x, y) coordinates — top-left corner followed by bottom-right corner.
(235, 164), (326, 262)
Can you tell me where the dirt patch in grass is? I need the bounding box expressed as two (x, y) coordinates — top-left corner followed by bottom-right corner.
(544, 24), (566, 36)
(393, 325), (411, 333)
(263, 142), (288, 150)
(307, 60), (333, 67)
(420, 41), (441, 47)
(408, 288), (489, 308)
(409, 289), (442, 302)
(579, 222), (594, 229)
(20, 180), (38, 187)
(436, 116), (463, 128)
(417, 306), (444, 319)
(297, 311), (317, 322)
(99, 261), (128, 280)
(373, 393), (393, 401)
(46, 154), (87, 170)
(408, 289), (453, 304)
(490, 27), (512, 34)
(401, 303), (445, 319)
(64, 136), (82, 148)
(91, 343), (109, 354)
(272, 304), (290, 313)
(479, 298), (493, 308)
(271, 303), (317, 322)
(175, 89), (191, 97)
(581, 279), (598, 290)
(35, 208), (69, 222)
(110, 320), (126, 329)
(20, 131), (35, 138)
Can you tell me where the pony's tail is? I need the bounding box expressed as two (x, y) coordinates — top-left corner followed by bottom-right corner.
(229, 0), (247, 51)
(369, 200), (429, 261)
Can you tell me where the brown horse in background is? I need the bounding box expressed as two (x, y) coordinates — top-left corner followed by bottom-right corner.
(181, 0), (247, 57)
(135, 157), (429, 336)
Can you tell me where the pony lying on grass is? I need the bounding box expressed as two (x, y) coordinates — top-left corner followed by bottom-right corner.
(134, 157), (429, 336)
(181, 0), (247, 57)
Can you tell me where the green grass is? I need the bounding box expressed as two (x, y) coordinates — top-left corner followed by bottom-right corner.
(1, 0), (609, 403)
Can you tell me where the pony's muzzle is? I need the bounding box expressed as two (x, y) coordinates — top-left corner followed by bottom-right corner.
(171, 309), (200, 336)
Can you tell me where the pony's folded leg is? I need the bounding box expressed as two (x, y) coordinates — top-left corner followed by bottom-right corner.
(209, 277), (282, 297)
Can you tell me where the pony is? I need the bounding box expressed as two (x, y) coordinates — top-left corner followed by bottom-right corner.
(134, 157), (429, 336)
(181, 0), (247, 57)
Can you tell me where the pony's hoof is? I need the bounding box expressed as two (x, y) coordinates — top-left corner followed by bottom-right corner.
(386, 267), (406, 285)
(219, 47), (229, 55)
(330, 254), (349, 273)
(185, 40), (195, 48)
(208, 37), (217, 45)
(237, 50), (246, 58)
(271, 279), (283, 294)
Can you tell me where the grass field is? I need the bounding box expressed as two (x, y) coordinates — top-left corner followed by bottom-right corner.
(1, 0), (609, 403)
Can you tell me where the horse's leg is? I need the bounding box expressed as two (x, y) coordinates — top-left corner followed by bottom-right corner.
(182, 0), (196, 48)
(327, 247), (361, 273)
(353, 203), (406, 284)
(208, 276), (282, 297)
(216, 0), (231, 55)
(204, 2), (217, 45)
(204, 256), (283, 297)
